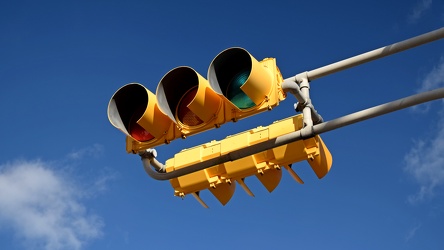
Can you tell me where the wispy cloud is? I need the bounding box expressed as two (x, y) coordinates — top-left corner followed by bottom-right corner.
(0, 160), (104, 250)
(405, 223), (422, 242)
(65, 144), (118, 197)
(404, 58), (444, 204)
(67, 144), (104, 160)
(408, 0), (433, 23)
(404, 122), (444, 203)
(417, 57), (444, 93)
(411, 57), (444, 112)
(87, 168), (118, 196)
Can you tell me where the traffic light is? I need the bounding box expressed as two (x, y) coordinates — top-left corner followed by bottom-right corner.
(108, 83), (175, 146)
(208, 48), (284, 118)
(166, 114), (332, 207)
(107, 47), (285, 152)
(108, 47), (333, 207)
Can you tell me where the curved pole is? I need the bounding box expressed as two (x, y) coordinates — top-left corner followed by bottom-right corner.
(282, 77), (323, 125)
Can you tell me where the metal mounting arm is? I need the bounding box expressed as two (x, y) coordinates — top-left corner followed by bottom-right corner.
(282, 72), (323, 129)
(287, 27), (444, 82)
(141, 87), (444, 181)
(139, 27), (444, 181)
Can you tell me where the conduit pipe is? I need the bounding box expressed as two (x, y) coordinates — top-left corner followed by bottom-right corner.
(287, 27), (444, 82)
(282, 77), (323, 125)
(141, 87), (444, 181)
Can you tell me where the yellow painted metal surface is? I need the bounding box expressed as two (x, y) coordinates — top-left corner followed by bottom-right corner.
(166, 114), (332, 207)
(108, 83), (174, 145)
(123, 54), (285, 153)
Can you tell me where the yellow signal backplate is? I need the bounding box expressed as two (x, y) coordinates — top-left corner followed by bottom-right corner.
(125, 57), (286, 153)
(166, 114), (333, 206)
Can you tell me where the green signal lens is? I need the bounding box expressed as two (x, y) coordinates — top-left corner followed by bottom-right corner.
(226, 70), (255, 109)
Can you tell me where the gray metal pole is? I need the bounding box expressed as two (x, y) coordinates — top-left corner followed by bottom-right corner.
(142, 87), (444, 180)
(285, 27), (444, 82)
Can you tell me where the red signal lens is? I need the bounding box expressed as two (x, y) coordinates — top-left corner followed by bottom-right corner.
(129, 122), (154, 141)
(177, 87), (203, 126)
(128, 110), (154, 142)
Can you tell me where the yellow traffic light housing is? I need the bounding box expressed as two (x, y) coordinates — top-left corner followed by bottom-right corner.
(156, 66), (225, 134)
(108, 47), (333, 208)
(209, 47), (285, 121)
(108, 27), (444, 208)
(108, 83), (175, 145)
(108, 48), (285, 153)
(166, 114), (332, 207)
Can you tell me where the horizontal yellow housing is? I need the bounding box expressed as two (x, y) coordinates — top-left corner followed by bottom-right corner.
(123, 55), (285, 153)
(165, 114), (332, 208)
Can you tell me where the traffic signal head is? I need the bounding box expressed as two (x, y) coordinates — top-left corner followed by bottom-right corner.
(156, 66), (224, 134)
(108, 47), (285, 152)
(108, 83), (173, 144)
(208, 47), (274, 110)
(108, 48), (333, 208)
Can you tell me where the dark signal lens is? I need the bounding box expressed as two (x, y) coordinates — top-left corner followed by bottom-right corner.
(128, 110), (154, 142)
(226, 70), (255, 109)
(177, 87), (203, 126)
(129, 123), (155, 141)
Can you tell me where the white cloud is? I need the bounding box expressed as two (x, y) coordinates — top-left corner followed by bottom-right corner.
(404, 122), (444, 203)
(67, 144), (104, 160)
(411, 57), (444, 112)
(0, 160), (103, 250)
(408, 0), (433, 23)
(418, 57), (444, 93)
(405, 223), (422, 242)
(84, 169), (118, 196)
(64, 144), (118, 197)
(404, 58), (444, 204)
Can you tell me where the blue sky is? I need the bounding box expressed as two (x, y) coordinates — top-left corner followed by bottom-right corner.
(0, 0), (443, 249)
